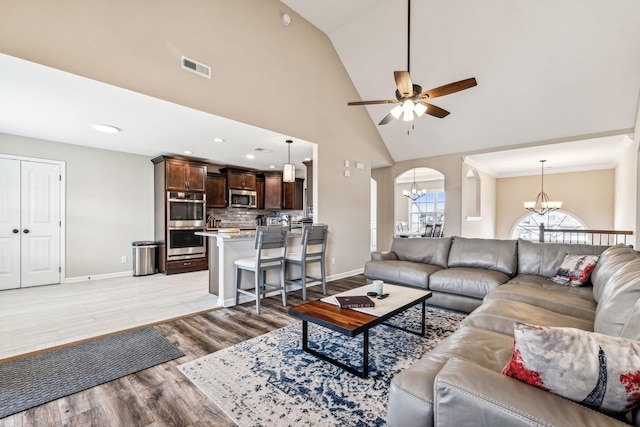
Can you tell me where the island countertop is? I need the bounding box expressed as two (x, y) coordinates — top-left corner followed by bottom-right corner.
(197, 228), (304, 241)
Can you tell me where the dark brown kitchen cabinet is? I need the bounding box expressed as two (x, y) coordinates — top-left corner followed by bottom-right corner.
(165, 159), (206, 192)
(226, 169), (256, 190)
(263, 172), (283, 210)
(206, 173), (227, 207)
(283, 178), (304, 210)
(256, 176), (265, 209)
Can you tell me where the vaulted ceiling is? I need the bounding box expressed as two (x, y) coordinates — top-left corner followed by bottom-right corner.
(282, 0), (640, 171)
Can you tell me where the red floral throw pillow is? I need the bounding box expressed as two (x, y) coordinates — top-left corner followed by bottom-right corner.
(502, 323), (640, 413)
(548, 254), (599, 287)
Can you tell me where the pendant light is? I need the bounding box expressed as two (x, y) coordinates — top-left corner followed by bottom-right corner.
(283, 139), (295, 182)
(524, 160), (562, 215)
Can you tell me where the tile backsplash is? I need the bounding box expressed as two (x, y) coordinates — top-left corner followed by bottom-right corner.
(207, 208), (304, 228)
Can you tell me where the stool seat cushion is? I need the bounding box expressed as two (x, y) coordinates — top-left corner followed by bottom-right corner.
(286, 253), (322, 262)
(235, 257), (283, 269)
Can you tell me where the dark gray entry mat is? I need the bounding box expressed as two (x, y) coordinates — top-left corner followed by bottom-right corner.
(0, 327), (184, 419)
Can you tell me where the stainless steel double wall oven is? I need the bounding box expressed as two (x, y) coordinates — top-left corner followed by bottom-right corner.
(166, 191), (206, 260)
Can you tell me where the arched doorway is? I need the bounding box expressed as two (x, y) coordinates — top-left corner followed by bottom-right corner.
(395, 167), (445, 237)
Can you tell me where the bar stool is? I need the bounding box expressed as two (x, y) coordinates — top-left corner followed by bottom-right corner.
(285, 224), (329, 300)
(235, 226), (288, 314)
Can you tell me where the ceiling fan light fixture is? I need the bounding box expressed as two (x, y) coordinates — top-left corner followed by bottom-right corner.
(403, 110), (414, 122)
(390, 105), (403, 119)
(414, 102), (427, 117)
(402, 99), (415, 113)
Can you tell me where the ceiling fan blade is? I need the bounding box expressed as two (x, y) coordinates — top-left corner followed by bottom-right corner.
(418, 77), (477, 99)
(348, 100), (398, 106)
(378, 113), (395, 125)
(394, 71), (414, 98)
(419, 102), (450, 118)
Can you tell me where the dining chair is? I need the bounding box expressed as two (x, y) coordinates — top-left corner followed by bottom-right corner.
(423, 224), (434, 238)
(433, 223), (443, 238)
(285, 224), (329, 300)
(235, 226), (288, 314)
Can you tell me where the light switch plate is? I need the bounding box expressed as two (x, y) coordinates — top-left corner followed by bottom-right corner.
(356, 162), (364, 170)
(344, 160), (350, 168)
(344, 170), (350, 177)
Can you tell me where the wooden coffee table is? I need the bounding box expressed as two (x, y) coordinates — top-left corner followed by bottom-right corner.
(288, 284), (432, 378)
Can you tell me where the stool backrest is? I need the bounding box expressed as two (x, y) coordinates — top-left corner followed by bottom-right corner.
(255, 226), (288, 264)
(301, 224), (329, 258)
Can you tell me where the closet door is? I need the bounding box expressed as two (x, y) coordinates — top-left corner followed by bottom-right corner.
(0, 158), (21, 290)
(20, 161), (61, 287)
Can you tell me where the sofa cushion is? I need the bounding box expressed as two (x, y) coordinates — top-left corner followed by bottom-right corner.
(620, 299), (640, 341)
(502, 323), (640, 413)
(506, 274), (595, 300)
(387, 326), (513, 427)
(389, 236), (453, 268)
(446, 237), (517, 276)
(548, 254), (599, 287)
(485, 279), (596, 320)
(591, 244), (640, 303)
(462, 298), (593, 335)
(594, 257), (640, 337)
(363, 260), (441, 289)
(430, 267), (509, 299)
(517, 239), (608, 277)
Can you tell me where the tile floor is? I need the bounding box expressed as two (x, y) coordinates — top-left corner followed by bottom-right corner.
(0, 271), (217, 360)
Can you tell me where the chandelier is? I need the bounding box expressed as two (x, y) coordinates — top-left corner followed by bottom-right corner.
(524, 160), (562, 215)
(403, 169), (427, 201)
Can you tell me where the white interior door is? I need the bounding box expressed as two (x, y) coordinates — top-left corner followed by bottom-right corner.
(0, 158), (21, 290)
(20, 161), (61, 287)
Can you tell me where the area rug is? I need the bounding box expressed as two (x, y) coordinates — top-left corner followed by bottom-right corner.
(0, 327), (184, 419)
(178, 305), (466, 426)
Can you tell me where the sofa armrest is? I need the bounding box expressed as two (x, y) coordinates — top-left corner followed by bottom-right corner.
(434, 358), (629, 427)
(371, 251), (398, 261)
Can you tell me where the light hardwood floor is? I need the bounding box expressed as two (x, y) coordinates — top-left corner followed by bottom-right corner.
(0, 273), (366, 426)
(0, 271), (218, 360)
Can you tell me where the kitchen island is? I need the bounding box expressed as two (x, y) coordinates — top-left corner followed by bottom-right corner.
(197, 228), (315, 307)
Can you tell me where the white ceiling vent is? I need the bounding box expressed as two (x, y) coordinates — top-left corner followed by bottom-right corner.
(181, 55), (211, 79)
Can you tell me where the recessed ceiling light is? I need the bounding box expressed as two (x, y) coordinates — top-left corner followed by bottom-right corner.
(246, 154), (255, 159)
(304, 157), (312, 161)
(183, 150), (192, 155)
(269, 165), (276, 169)
(213, 137), (225, 143)
(92, 124), (121, 134)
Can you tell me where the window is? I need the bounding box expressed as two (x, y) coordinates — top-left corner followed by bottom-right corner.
(511, 210), (586, 242)
(408, 190), (445, 233)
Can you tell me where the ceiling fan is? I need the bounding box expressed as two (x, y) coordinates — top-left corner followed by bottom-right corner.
(347, 0), (477, 126)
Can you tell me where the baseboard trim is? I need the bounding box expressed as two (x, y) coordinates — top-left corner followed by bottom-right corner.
(64, 271), (132, 283)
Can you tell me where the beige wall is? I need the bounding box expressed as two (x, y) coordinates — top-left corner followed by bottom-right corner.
(0, 133), (154, 278)
(614, 136), (638, 247)
(496, 169), (615, 239)
(461, 164), (496, 238)
(0, 0), (394, 278)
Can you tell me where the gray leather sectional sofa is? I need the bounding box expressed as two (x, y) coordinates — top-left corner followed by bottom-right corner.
(364, 237), (640, 426)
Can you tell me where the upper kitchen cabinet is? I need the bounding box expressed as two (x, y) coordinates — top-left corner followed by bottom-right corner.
(225, 168), (256, 191)
(206, 173), (227, 208)
(262, 172), (283, 210)
(283, 178), (304, 210)
(153, 156), (207, 192)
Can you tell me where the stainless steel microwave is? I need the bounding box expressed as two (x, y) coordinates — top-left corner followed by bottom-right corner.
(229, 189), (257, 208)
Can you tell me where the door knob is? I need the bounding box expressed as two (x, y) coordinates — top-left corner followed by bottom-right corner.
(23, 229), (30, 234)
(12, 229), (19, 233)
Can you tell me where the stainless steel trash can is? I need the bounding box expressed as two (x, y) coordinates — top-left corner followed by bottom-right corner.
(132, 241), (157, 276)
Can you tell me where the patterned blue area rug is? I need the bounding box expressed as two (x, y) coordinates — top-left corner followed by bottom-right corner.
(178, 305), (466, 426)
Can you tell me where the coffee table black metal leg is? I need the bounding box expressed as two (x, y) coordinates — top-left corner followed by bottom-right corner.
(302, 320), (308, 351)
(299, 321), (369, 378)
(362, 330), (369, 378)
(421, 300), (426, 336)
